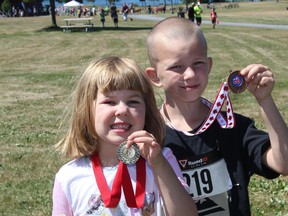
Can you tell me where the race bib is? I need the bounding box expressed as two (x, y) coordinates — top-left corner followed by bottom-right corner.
(179, 149), (232, 200)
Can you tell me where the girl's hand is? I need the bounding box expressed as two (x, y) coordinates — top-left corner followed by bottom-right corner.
(126, 130), (163, 168)
(240, 64), (275, 102)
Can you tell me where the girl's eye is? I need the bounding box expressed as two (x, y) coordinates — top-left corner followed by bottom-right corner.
(103, 100), (115, 105)
(128, 100), (141, 105)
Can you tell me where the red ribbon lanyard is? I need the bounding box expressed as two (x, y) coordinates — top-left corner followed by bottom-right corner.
(91, 154), (122, 208)
(162, 82), (235, 137)
(122, 157), (146, 208)
(91, 154), (146, 208)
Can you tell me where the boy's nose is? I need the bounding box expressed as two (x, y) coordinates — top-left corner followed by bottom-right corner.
(184, 67), (196, 79)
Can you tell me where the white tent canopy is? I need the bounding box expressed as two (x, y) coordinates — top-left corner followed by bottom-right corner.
(63, 0), (82, 7)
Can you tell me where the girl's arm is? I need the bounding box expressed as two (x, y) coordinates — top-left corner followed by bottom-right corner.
(52, 178), (73, 216)
(128, 131), (198, 216)
(152, 149), (198, 216)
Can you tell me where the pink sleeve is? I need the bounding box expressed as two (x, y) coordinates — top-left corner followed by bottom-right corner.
(52, 177), (73, 216)
(163, 148), (190, 193)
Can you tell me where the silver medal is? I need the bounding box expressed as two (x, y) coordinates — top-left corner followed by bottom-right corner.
(117, 141), (140, 164)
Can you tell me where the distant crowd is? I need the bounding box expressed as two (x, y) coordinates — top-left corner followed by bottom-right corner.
(54, 3), (168, 18)
(3, 1), (218, 30)
(1, 4), (51, 17)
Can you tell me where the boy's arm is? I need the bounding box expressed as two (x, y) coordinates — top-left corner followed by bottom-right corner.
(241, 64), (288, 175)
(259, 96), (288, 175)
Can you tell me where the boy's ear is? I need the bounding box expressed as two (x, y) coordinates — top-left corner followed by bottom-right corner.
(146, 67), (162, 87)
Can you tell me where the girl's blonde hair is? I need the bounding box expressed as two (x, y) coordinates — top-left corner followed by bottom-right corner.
(56, 56), (165, 158)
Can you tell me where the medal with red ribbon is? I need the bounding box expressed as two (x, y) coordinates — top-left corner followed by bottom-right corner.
(162, 81), (238, 136)
(91, 153), (146, 208)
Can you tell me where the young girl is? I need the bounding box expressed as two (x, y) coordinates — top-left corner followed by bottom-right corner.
(52, 56), (197, 216)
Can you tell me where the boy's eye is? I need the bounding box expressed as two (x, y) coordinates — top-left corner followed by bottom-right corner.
(170, 65), (182, 70)
(195, 62), (204, 66)
(169, 65), (185, 73)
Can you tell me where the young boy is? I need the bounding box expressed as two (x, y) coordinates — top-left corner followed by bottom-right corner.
(146, 17), (288, 216)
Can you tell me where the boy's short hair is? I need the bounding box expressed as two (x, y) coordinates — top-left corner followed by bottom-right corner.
(147, 17), (208, 68)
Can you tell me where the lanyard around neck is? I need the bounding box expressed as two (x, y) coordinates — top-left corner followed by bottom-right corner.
(91, 153), (146, 208)
(122, 157), (146, 208)
(162, 82), (235, 136)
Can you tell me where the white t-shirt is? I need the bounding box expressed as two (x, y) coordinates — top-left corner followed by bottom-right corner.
(52, 147), (188, 216)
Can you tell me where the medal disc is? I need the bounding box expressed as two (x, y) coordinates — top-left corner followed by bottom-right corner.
(117, 141), (140, 165)
(227, 70), (248, 94)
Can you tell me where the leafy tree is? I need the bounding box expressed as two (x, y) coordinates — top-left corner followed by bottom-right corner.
(182, 0), (194, 10)
(50, 0), (57, 27)
(1, 0), (11, 13)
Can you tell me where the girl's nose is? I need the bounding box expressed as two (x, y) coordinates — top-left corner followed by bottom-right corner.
(115, 103), (128, 117)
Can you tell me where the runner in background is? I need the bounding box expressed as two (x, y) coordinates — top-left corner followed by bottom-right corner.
(110, 3), (119, 28)
(194, 2), (203, 26)
(121, 3), (129, 21)
(188, 2), (196, 23)
(210, 7), (217, 29)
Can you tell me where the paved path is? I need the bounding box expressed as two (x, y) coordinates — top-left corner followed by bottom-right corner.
(130, 14), (288, 30)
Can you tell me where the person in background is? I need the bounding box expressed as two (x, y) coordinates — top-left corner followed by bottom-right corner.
(188, 2), (196, 23)
(91, 5), (96, 16)
(177, 7), (185, 18)
(110, 3), (119, 28)
(100, 8), (105, 28)
(210, 7), (218, 29)
(105, 6), (109, 14)
(52, 56), (198, 216)
(121, 3), (129, 21)
(162, 4), (166, 13)
(194, 2), (203, 26)
(129, 3), (135, 15)
(145, 17), (288, 215)
(77, 6), (82, 18)
(147, 5), (152, 14)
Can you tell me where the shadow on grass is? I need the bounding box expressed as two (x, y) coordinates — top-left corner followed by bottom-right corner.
(39, 25), (152, 32)
(39, 25), (62, 32)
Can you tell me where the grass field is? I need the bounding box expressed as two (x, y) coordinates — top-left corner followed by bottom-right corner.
(0, 1), (288, 215)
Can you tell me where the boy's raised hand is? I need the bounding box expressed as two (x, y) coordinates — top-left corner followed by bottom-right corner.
(240, 64), (275, 101)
